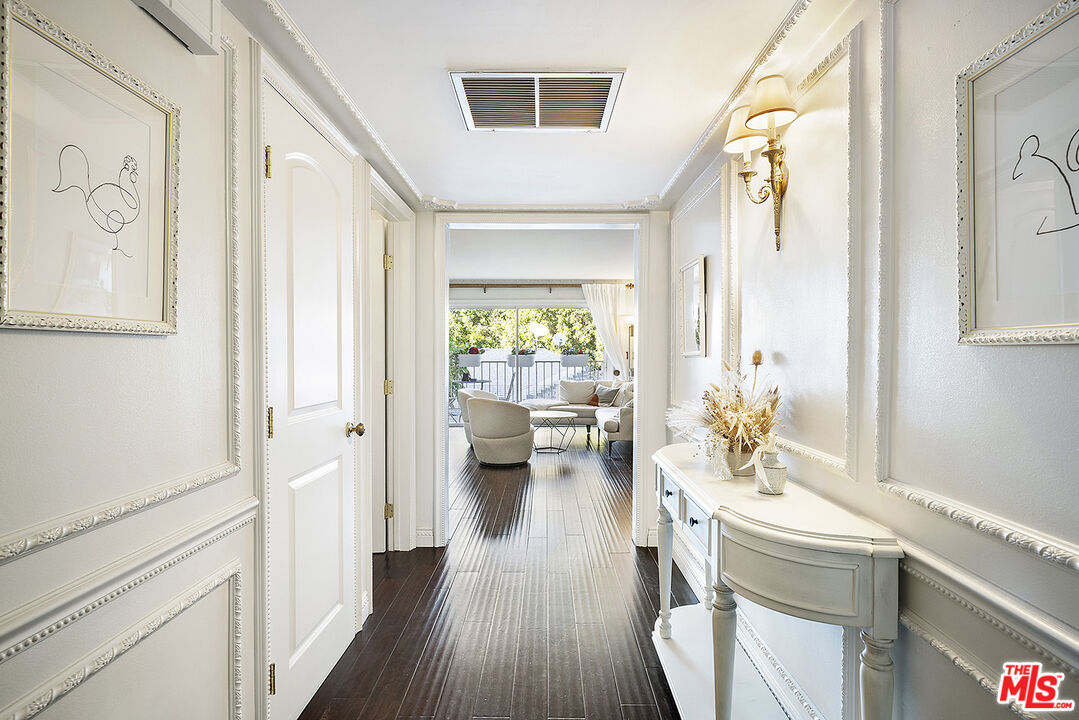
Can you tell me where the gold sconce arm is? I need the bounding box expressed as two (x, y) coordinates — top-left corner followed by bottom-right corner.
(738, 138), (788, 251)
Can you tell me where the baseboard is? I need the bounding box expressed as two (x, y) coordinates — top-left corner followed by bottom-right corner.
(415, 527), (434, 548)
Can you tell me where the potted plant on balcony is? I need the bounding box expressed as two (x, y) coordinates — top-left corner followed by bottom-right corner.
(559, 348), (591, 367)
(505, 348), (536, 368)
(457, 346), (484, 368)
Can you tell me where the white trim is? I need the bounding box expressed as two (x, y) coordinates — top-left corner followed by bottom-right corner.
(0, 563), (244, 720)
(658, 0), (814, 202)
(432, 211), (660, 547)
(871, 0), (1079, 575)
(0, 499), (255, 665)
(0, 34), (242, 564)
(256, 0), (423, 204)
(737, 613), (825, 720)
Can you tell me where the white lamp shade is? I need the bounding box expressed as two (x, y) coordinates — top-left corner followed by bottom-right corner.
(722, 104), (767, 154)
(746, 74), (798, 130)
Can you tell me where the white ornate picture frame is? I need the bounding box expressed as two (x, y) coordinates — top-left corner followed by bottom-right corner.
(679, 254), (706, 357)
(0, 0), (179, 334)
(956, 0), (1079, 344)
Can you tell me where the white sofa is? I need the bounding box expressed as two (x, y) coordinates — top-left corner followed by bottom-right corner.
(458, 388), (497, 444)
(596, 393), (634, 455)
(467, 397), (534, 466)
(522, 380), (634, 449)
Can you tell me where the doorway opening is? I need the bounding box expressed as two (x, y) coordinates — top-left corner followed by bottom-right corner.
(433, 216), (654, 549)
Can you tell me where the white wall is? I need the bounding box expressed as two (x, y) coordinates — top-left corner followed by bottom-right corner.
(669, 1), (1079, 719)
(447, 228), (635, 281)
(0, 2), (260, 717)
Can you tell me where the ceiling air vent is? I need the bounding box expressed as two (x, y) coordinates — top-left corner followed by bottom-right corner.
(450, 71), (623, 132)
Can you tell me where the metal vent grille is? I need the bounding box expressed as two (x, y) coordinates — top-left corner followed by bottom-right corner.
(451, 71), (623, 132)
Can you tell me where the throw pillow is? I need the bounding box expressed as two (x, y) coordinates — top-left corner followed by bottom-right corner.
(596, 384), (620, 406)
(624, 398), (635, 408)
(586, 393), (600, 407)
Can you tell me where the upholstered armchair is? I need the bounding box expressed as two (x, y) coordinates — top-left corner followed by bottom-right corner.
(467, 397), (534, 466)
(458, 388), (498, 444)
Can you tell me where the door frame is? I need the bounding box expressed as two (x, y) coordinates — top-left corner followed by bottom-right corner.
(356, 167), (416, 565)
(431, 211), (668, 549)
(252, 42), (371, 719)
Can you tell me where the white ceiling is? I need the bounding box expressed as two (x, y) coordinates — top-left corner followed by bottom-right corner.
(270, 0), (796, 207)
(447, 228), (635, 281)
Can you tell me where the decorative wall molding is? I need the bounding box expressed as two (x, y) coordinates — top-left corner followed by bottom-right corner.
(0, 35), (243, 564)
(900, 560), (1078, 681)
(776, 436), (847, 475)
(0, 499), (256, 665)
(658, 0), (814, 202)
(883, 482), (1079, 573)
(955, 0), (1079, 345)
(0, 563), (243, 720)
(899, 613), (1038, 720)
(257, 0), (423, 204)
(737, 612), (825, 720)
(870, 0), (1079, 573)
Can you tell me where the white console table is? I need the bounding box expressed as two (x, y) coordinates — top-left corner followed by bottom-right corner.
(652, 443), (903, 720)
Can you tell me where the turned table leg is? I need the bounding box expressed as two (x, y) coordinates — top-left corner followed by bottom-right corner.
(657, 502), (674, 638)
(860, 631), (895, 720)
(712, 579), (737, 720)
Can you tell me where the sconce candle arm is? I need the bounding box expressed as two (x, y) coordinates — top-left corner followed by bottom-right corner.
(738, 138), (788, 251)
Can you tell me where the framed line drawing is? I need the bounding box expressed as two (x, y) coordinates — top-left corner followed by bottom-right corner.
(680, 254), (705, 357)
(957, 0), (1079, 344)
(0, 0), (179, 334)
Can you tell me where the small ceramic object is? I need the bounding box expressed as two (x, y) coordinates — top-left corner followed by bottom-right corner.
(755, 451), (787, 495)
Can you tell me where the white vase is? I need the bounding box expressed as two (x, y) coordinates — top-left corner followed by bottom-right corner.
(755, 451), (787, 495)
(727, 448), (755, 476)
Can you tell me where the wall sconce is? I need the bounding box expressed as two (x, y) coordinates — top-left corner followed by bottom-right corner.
(723, 74), (799, 251)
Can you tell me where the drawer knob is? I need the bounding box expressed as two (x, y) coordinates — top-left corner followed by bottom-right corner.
(664, 489), (674, 498)
(689, 517), (699, 527)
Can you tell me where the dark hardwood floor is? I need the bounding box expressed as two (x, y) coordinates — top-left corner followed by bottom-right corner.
(300, 429), (697, 720)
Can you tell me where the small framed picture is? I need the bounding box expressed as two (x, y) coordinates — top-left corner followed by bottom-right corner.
(1, 0), (179, 334)
(957, 2), (1079, 344)
(680, 255), (705, 357)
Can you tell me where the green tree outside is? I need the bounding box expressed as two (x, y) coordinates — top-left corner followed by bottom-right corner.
(448, 308), (605, 399)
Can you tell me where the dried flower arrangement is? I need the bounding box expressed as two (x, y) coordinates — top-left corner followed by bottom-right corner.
(666, 352), (780, 479)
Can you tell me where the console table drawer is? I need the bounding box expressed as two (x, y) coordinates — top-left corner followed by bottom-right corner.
(718, 524), (873, 626)
(683, 494), (711, 551)
(659, 471), (681, 519)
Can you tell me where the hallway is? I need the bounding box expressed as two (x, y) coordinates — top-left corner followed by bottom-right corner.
(299, 431), (785, 719)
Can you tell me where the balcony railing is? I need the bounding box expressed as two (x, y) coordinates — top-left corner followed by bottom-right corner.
(449, 352), (603, 425)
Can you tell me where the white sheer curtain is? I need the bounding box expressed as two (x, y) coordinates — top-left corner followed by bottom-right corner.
(582, 283), (630, 378)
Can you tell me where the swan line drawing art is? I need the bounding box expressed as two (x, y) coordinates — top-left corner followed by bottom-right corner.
(52, 144), (141, 258)
(1011, 128), (1079, 236)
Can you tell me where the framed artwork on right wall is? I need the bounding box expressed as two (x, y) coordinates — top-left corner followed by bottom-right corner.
(956, 0), (1079, 344)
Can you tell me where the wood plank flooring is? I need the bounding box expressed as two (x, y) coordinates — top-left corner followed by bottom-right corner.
(300, 429), (698, 720)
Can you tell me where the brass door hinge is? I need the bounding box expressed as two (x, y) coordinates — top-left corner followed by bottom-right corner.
(384, 380), (394, 395)
(264, 145), (272, 178)
(268, 663), (276, 695)
(384, 503), (394, 519)
(383, 253), (393, 271)
(266, 407), (274, 439)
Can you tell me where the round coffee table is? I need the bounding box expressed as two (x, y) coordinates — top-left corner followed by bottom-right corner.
(529, 410), (577, 453)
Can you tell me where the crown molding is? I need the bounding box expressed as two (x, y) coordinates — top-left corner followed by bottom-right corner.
(257, 0), (423, 203)
(658, 0), (814, 202)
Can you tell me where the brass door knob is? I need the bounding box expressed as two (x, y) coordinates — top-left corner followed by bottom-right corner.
(345, 421), (365, 438)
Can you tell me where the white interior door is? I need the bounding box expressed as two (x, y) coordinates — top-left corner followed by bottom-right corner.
(369, 211), (391, 553)
(264, 80), (358, 719)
